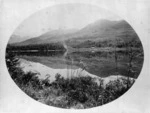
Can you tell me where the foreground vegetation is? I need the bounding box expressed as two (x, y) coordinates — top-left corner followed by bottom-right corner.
(6, 52), (135, 109)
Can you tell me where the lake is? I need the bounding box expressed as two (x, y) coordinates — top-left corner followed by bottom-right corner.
(13, 49), (144, 78)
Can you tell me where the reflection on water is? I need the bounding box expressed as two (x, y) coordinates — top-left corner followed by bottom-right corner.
(11, 50), (144, 78)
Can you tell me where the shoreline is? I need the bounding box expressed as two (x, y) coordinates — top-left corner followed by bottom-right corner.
(18, 58), (135, 86)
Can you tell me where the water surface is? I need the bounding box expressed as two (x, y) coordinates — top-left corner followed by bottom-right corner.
(13, 50), (143, 78)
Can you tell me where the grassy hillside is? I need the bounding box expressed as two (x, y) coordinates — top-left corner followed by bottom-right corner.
(65, 20), (141, 49)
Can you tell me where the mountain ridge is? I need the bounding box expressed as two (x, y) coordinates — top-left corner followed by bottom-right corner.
(11, 19), (138, 46)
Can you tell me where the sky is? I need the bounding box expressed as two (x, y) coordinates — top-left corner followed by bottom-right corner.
(14, 4), (122, 38)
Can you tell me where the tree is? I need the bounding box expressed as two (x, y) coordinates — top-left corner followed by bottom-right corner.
(125, 39), (138, 87)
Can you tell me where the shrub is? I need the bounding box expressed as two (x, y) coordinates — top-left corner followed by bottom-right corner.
(6, 52), (135, 109)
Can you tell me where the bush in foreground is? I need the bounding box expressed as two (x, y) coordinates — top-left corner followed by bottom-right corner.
(6, 52), (135, 109)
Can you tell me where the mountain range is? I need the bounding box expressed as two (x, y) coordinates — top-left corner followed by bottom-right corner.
(10, 19), (139, 47)
(9, 35), (31, 44)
